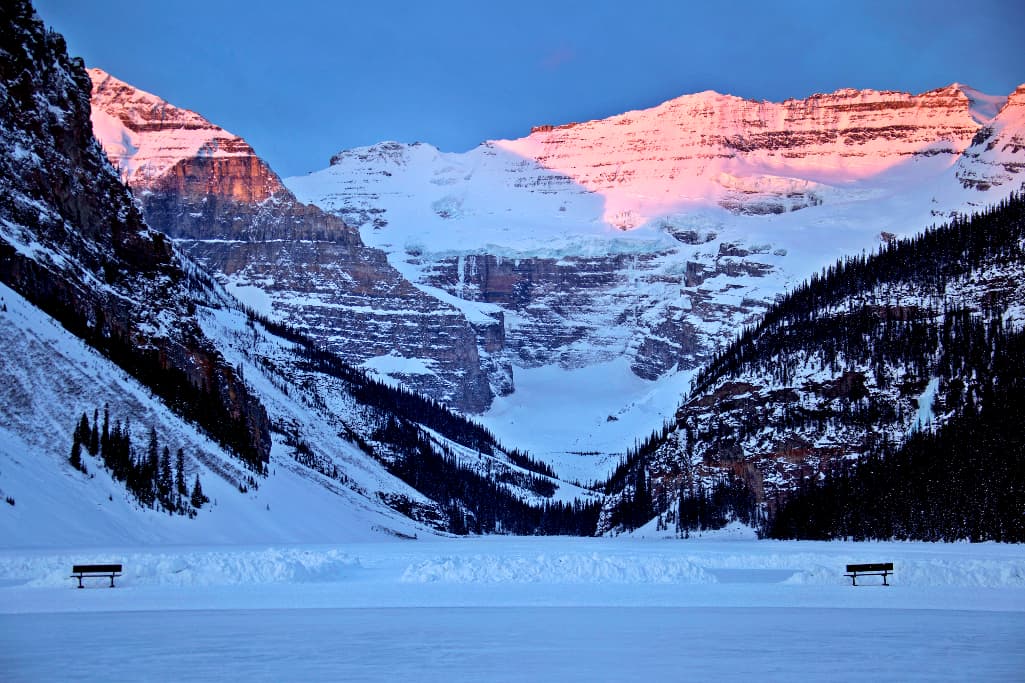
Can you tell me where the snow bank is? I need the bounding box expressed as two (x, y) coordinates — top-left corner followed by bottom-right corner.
(4, 548), (362, 588)
(2, 538), (1023, 618)
(785, 555), (1025, 588)
(3, 539), (1024, 593)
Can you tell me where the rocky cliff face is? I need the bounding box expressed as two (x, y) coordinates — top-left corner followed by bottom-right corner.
(89, 70), (501, 412)
(0, 1), (270, 466)
(415, 246), (769, 380)
(499, 85), (983, 225)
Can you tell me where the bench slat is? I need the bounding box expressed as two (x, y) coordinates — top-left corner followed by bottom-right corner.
(845, 563), (893, 573)
(71, 564), (122, 574)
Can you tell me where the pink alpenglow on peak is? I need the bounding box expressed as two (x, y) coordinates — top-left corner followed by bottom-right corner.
(87, 68), (284, 203)
(495, 85), (986, 228)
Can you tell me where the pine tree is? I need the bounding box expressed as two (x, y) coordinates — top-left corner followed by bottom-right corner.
(158, 445), (173, 508)
(77, 412), (89, 447)
(89, 408), (100, 455)
(69, 432), (83, 472)
(100, 404), (110, 455)
(190, 474), (208, 509)
(175, 448), (187, 497)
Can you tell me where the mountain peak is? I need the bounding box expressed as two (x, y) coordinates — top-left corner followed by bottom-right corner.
(88, 68), (281, 196)
(329, 140), (438, 167)
(486, 82), (984, 228)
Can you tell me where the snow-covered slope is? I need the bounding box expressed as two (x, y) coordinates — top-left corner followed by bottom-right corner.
(956, 84), (1025, 191)
(0, 282), (422, 547)
(287, 83), (1025, 478)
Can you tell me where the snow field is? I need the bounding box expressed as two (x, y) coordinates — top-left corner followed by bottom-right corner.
(2, 537), (1023, 613)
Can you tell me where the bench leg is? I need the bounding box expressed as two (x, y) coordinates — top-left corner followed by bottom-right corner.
(77, 576), (83, 589)
(882, 572), (889, 586)
(109, 574), (115, 588)
(851, 574), (857, 586)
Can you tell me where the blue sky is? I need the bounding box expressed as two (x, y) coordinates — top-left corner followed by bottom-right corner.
(35, 0), (1025, 178)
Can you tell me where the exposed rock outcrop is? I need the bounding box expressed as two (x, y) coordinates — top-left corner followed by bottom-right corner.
(89, 69), (501, 412)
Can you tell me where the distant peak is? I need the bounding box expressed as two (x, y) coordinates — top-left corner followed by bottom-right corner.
(329, 141), (437, 166)
(950, 83), (1008, 124)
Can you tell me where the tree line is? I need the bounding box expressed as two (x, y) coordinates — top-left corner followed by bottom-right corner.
(70, 406), (209, 515)
(367, 415), (600, 535)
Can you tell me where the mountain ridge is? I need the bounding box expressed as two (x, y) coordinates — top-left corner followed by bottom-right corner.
(599, 193), (1025, 536)
(88, 68), (503, 413)
(287, 78), (1024, 464)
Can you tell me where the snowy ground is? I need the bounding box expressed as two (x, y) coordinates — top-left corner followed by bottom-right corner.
(2, 536), (1023, 681)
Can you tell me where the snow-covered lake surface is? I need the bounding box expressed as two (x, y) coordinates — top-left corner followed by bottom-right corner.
(2, 536), (1023, 681)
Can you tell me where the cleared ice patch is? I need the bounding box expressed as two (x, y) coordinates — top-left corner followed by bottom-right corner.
(400, 552), (716, 584)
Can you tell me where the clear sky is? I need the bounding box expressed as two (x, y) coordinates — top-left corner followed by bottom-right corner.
(34, 0), (1025, 178)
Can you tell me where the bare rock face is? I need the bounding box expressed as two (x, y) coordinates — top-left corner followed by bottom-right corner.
(89, 69), (500, 412)
(418, 250), (746, 379)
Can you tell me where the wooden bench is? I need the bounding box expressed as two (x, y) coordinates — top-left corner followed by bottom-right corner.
(845, 562), (893, 586)
(70, 564), (122, 588)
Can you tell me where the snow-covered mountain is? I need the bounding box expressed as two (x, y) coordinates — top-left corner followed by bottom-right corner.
(1, 2), (596, 546)
(286, 81), (1025, 475)
(9, 0), (1025, 544)
(85, 58), (1025, 481)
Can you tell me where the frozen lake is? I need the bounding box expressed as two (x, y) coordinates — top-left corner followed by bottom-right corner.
(2, 536), (1023, 680)
(4, 606), (1024, 681)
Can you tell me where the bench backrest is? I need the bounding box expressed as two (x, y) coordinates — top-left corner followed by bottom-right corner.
(846, 562), (893, 572)
(71, 564), (122, 573)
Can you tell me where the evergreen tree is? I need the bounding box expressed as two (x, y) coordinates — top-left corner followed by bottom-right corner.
(190, 474), (208, 508)
(76, 412), (90, 448)
(69, 431), (83, 472)
(175, 448), (187, 497)
(158, 445), (173, 508)
(88, 408), (100, 456)
(100, 404), (110, 455)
